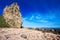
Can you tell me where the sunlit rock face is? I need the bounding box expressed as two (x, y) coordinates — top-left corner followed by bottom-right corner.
(3, 3), (22, 28)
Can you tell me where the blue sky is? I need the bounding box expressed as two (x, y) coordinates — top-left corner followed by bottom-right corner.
(0, 0), (60, 28)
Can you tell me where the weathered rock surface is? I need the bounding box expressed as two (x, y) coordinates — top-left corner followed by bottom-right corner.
(3, 3), (22, 28)
(0, 28), (60, 40)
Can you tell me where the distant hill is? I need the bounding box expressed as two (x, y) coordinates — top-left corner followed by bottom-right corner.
(0, 16), (10, 28)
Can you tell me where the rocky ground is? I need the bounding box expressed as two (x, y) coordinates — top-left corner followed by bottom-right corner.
(0, 28), (60, 40)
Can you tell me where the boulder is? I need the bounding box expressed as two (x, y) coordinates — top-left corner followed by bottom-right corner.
(3, 3), (22, 28)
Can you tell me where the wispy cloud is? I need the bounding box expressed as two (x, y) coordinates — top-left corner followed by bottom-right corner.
(36, 16), (41, 19)
(22, 17), (38, 28)
(22, 12), (60, 28)
(29, 15), (34, 20)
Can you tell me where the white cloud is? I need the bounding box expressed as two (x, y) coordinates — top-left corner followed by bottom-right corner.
(23, 18), (27, 21)
(29, 15), (34, 20)
(27, 14), (48, 23)
(22, 18), (38, 28)
(22, 18), (54, 28)
(36, 16), (41, 19)
(37, 20), (48, 23)
(22, 12), (59, 28)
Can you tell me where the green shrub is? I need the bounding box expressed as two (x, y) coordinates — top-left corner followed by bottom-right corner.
(0, 16), (10, 28)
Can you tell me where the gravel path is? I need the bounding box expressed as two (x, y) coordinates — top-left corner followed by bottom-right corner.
(0, 28), (60, 40)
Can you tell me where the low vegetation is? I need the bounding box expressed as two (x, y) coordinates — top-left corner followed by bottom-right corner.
(0, 16), (10, 28)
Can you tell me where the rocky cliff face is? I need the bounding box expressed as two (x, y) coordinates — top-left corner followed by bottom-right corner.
(3, 3), (22, 28)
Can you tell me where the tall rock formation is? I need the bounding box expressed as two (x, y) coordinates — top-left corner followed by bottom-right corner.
(3, 3), (22, 28)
